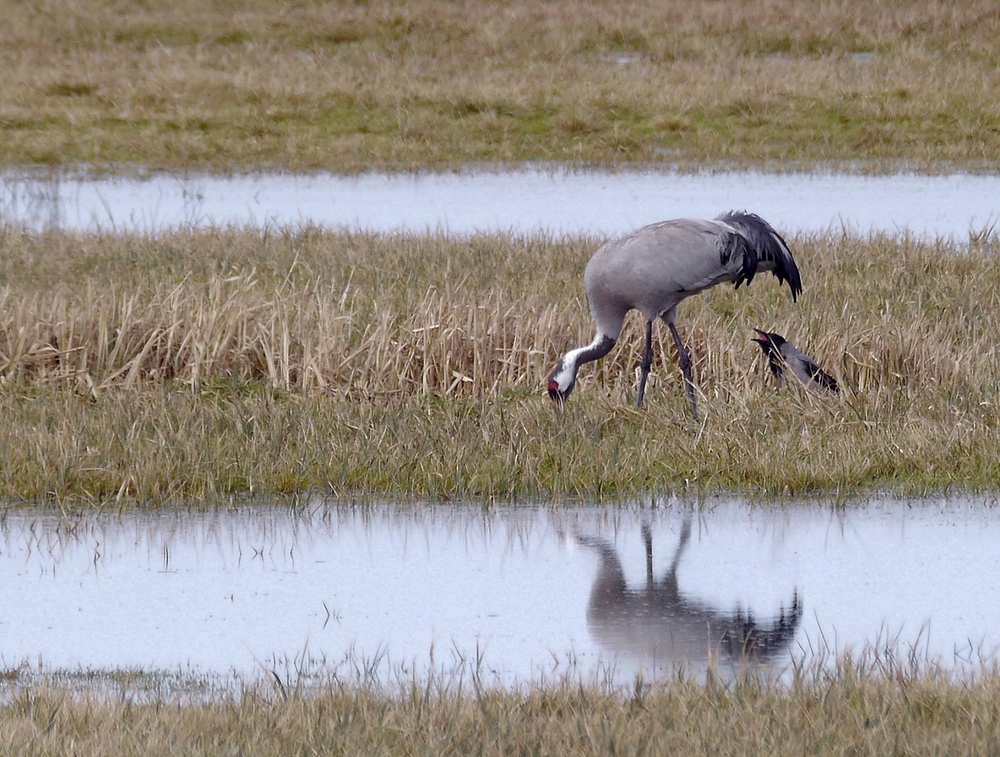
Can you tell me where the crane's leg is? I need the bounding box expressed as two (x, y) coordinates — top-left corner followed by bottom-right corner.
(652, 515), (691, 596)
(643, 523), (654, 583)
(636, 320), (654, 407)
(668, 322), (698, 419)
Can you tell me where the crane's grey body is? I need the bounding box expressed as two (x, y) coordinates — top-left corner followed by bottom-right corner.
(752, 329), (839, 394)
(548, 211), (801, 416)
(578, 517), (802, 670)
(586, 219), (747, 337)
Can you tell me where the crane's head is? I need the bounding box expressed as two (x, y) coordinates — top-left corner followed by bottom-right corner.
(547, 359), (576, 405)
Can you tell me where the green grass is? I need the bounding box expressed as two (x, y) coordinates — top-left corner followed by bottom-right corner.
(3, 0), (1000, 172)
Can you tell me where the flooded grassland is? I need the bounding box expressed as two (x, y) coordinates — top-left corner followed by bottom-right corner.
(4, 168), (1000, 237)
(5, 1), (1000, 752)
(6, 498), (1000, 684)
(3, 176), (1000, 757)
(2, 214), (1000, 752)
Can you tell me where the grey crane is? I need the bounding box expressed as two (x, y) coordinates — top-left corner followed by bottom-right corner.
(752, 329), (839, 394)
(547, 211), (801, 417)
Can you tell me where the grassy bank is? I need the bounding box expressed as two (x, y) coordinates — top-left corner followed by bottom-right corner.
(3, 0), (1000, 172)
(1, 225), (998, 503)
(4, 658), (1000, 756)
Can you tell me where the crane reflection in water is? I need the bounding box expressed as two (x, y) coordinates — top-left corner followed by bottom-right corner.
(576, 515), (802, 678)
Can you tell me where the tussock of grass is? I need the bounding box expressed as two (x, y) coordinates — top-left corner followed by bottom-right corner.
(1, 226), (999, 502)
(2, 0), (1000, 171)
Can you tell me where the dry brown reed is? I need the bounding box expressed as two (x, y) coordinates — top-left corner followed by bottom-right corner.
(2, 226), (998, 402)
(0, 259), (559, 399)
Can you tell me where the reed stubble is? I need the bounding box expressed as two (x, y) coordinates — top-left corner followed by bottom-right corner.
(1, 226), (999, 503)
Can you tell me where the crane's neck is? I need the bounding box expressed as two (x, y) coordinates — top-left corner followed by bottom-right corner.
(549, 332), (618, 401)
(562, 331), (618, 379)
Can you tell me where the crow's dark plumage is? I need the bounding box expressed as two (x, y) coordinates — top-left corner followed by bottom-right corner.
(752, 329), (839, 394)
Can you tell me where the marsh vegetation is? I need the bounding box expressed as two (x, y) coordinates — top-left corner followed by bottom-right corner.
(5, 657), (1000, 756)
(1, 225), (998, 502)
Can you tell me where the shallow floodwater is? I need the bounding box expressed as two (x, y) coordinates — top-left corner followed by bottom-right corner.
(3, 496), (1000, 688)
(1, 168), (999, 238)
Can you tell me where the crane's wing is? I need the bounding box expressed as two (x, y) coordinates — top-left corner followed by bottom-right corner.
(716, 211), (802, 301)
